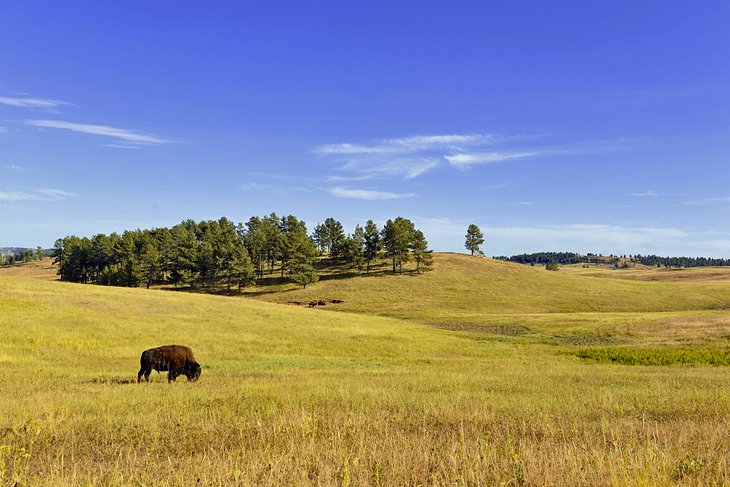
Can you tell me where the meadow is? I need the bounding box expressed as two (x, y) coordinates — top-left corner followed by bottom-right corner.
(1, 255), (729, 485)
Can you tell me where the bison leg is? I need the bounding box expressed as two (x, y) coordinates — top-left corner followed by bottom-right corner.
(168, 369), (178, 383)
(138, 358), (152, 383)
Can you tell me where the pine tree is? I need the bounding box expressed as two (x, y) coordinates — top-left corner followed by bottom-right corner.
(381, 217), (415, 274)
(465, 224), (485, 256)
(363, 220), (380, 274)
(410, 229), (432, 274)
(323, 217), (345, 259)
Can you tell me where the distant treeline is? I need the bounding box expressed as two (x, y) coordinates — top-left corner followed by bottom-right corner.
(0, 247), (46, 266)
(52, 214), (432, 291)
(631, 254), (730, 268)
(495, 252), (730, 268)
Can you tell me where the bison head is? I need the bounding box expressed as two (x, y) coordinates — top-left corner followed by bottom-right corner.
(184, 362), (202, 382)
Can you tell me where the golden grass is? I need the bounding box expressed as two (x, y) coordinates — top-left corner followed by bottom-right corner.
(1, 256), (729, 485)
(247, 253), (730, 322)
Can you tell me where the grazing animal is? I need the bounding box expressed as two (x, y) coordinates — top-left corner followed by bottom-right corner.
(137, 345), (202, 383)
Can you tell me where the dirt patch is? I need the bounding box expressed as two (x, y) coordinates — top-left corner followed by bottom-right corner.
(432, 323), (531, 336)
(286, 299), (344, 307)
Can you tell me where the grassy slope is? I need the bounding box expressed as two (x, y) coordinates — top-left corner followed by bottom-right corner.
(1, 258), (729, 484)
(249, 253), (730, 322)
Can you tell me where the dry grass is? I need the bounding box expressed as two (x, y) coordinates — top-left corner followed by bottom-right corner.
(1, 256), (729, 485)
(245, 254), (730, 321)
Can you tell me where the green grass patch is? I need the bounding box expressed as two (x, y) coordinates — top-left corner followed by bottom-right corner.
(575, 347), (730, 366)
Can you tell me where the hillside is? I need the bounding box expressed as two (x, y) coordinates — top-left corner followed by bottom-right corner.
(1, 260), (729, 484)
(246, 253), (730, 323)
(4, 255), (730, 483)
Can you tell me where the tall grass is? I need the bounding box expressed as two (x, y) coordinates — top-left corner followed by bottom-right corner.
(575, 347), (730, 366)
(1, 260), (729, 485)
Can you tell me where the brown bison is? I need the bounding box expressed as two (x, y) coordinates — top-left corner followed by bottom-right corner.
(137, 345), (202, 383)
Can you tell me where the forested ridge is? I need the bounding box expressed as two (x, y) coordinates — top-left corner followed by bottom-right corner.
(51, 214), (432, 291)
(496, 251), (730, 268)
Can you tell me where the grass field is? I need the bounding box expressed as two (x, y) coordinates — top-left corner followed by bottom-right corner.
(1, 256), (729, 485)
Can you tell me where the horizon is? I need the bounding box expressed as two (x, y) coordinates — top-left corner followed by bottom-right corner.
(2, 2), (729, 257)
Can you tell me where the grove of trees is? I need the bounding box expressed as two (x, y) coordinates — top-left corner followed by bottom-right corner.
(52, 214), (433, 291)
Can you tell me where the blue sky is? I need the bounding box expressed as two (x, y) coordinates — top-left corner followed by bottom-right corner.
(1, 1), (729, 256)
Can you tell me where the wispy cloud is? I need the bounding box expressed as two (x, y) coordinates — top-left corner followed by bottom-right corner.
(631, 190), (661, 197)
(3, 165), (27, 173)
(0, 188), (75, 202)
(328, 187), (415, 200)
(239, 182), (311, 196)
(681, 196), (730, 206)
(332, 157), (440, 181)
(103, 143), (143, 150)
(25, 119), (170, 146)
(0, 126), (7, 133)
(0, 96), (69, 108)
(315, 132), (555, 182)
(317, 134), (497, 155)
(445, 151), (538, 168)
(35, 188), (75, 200)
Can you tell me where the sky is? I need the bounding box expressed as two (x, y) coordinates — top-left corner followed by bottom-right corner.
(1, 1), (729, 256)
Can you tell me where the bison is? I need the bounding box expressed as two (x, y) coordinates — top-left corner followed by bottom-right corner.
(137, 345), (202, 383)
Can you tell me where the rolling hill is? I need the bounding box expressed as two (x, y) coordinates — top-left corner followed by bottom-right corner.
(247, 253), (730, 322)
(0, 254), (729, 484)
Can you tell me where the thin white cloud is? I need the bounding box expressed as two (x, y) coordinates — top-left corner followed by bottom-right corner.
(0, 191), (37, 202)
(337, 157), (440, 180)
(0, 126), (7, 133)
(25, 119), (170, 145)
(631, 191), (660, 197)
(3, 165), (27, 173)
(681, 196), (730, 206)
(103, 144), (143, 150)
(316, 133), (496, 155)
(0, 188), (75, 202)
(239, 182), (311, 195)
(0, 96), (69, 108)
(329, 187), (415, 200)
(36, 188), (76, 200)
(446, 151), (538, 168)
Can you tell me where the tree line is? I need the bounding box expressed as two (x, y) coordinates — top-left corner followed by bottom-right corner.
(631, 254), (730, 268)
(0, 247), (45, 266)
(51, 214), (432, 291)
(494, 251), (730, 268)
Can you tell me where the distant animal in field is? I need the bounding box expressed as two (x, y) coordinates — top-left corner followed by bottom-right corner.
(137, 345), (202, 383)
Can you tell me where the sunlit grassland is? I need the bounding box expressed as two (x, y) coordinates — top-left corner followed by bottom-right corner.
(1, 258), (729, 485)
(249, 254), (730, 322)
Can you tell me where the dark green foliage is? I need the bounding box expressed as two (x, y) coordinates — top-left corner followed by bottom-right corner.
(632, 254), (730, 268)
(340, 225), (366, 274)
(363, 220), (381, 274)
(575, 347), (730, 366)
(315, 217), (345, 259)
(502, 252), (583, 265)
(381, 217), (415, 274)
(411, 229), (432, 274)
(289, 262), (319, 289)
(545, 262), (560, 271)
(54, 217), (255, 292)
(499, 252), (730, 268)
(464, 224), (485, 256)
(52, 214), (432, 289)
